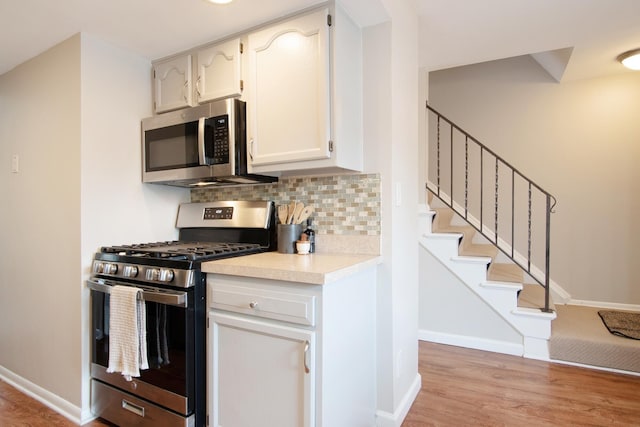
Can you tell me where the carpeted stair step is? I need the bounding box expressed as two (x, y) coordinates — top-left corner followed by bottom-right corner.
(488, 262), (523, 283)
(518, 283), (554, 310)
(431, 207), (454, 229)
(459, 242), (498, 259)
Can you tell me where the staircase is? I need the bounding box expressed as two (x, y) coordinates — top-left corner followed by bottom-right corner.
(421, 104), (557, 359)
(420, 195), (556, 359)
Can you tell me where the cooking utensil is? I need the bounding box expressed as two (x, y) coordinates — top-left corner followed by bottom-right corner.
(292, 202), (304, 225)
(296, 205), (314, 224)
(287, 201), (296, 224)
(277, 205), (288, 224)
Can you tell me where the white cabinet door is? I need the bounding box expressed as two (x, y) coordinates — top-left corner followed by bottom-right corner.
(247, 8), (331, 167)
(208, 311), (315, 427)
(196, 38), (243, 104)
(153, 55), (193, 113)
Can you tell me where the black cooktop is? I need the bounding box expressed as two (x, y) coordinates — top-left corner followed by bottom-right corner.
(100, 241), (263, 262)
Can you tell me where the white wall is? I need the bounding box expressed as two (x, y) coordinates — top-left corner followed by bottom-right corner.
(362, 0), (420, 425)
(79, 33), (190, 420)
(0, 33), (189, 423)
(429, 56), (640, 306)
(418, 246), (522, 349)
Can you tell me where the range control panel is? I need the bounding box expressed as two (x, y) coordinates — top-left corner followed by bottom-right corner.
(203, 206), (234, 220)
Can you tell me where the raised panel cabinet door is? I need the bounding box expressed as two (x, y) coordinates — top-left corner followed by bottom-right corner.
(247, 8), (331, 167)
(208, 311), (315, 427)
(196, 38), (242, 104)
(153, 55), (193, 113)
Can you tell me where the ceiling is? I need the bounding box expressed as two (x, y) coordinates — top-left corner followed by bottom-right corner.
(1, 0), (639, 81)
(418, 0), (640, 81)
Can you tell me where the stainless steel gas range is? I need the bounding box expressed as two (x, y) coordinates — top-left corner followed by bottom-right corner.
(88, 201), (276, 427)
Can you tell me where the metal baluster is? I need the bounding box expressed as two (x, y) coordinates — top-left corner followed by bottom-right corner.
(494, 158), (499, 245)
(437, 115), (441, 197)
(528, 182), (532, 272)
(544, 194), (552, 312)
(465, 137), (469, 219)
(450, 124), (454, 207)
(511, 170), (515, 259)
(480, 147), (484, 234)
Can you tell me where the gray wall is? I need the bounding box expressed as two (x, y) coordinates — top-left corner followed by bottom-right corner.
(429, 55), (640, 306)
(0, 34), (83, 410)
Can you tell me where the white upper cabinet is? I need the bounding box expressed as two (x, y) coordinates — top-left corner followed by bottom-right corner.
(246, 8), (331, 168)
(153, 39), (242, 113)
(153, 55), (193, 113)
(246, 5), (363, 175)
(195, 38), (243, 104)
(151, 4), (363, 175)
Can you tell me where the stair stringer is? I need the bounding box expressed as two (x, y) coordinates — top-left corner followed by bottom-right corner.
(419, 208), (556, 360)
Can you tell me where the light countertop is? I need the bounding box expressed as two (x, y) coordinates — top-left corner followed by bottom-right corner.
(202, 252), (381, 285)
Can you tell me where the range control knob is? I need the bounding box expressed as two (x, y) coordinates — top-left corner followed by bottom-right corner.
(103, 263), (118, 275)
(123, 265), (138, 278)
(158, 269), (174, 283)
(93, 262), (104, 274)
(146, 268), (159, 281)
(145, 268), (174, 282)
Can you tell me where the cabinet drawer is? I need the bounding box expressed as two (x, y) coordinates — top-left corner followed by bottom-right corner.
(210, 284), (315, 326)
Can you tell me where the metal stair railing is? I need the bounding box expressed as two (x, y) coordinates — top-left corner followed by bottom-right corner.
(426, 103), (557, 313)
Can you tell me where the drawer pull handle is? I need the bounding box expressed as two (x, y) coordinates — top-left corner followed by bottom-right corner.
(303, 340), (310, 374)
(122, 399), (145, 418)
(249, 301), (258, 309)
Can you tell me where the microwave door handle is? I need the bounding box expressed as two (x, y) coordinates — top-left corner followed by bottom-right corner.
(198, 117), (207, 165)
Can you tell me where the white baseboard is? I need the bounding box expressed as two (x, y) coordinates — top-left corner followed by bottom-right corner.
(565, 299), (640, 312)
(418, 329), (524, 356)
(0, 365), (83, 424)
(376, 373), (422, 427)
(549, 358), (640, 377)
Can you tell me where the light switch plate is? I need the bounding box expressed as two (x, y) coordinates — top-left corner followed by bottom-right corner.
(11, 154), (19, 173)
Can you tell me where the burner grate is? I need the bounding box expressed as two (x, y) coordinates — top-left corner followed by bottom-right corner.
(100, 241), (262, 261)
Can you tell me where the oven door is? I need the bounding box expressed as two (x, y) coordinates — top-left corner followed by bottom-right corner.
(89, 278), (195, 416)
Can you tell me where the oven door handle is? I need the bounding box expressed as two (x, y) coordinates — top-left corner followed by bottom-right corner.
(87, 279), (188, 308)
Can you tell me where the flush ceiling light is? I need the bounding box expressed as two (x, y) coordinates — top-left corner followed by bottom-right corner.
(617, 48), (640, 70)
(206, 0), (233, 3)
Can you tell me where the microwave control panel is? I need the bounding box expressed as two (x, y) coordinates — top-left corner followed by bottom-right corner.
(209, 115), (230, 165)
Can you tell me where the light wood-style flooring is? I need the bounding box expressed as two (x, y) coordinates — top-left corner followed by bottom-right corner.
(402, 341), (640, 426)
(2, 341), (639, 426)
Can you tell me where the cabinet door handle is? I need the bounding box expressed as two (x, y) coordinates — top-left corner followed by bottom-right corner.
(249, 301), (258, 309)
(303, 340), (310, 374)
(249, 139), (254, 161)
(183, 80), (189, 104)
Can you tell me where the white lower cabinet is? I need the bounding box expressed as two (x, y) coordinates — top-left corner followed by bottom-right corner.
(207, 268), (376, 427)
(209, 312), (315, 427)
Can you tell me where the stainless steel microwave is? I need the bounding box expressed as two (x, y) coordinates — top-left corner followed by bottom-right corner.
(142, 98), (277, 187)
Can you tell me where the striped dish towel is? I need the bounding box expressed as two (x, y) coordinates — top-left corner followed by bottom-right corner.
(106, 285), (149, 381)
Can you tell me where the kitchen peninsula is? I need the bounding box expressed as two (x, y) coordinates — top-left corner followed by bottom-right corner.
(204, 251), (380, 427)
(203, 251), (381, 284)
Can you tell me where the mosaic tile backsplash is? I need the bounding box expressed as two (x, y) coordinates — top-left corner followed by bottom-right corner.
(191, 173), (380, 236)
